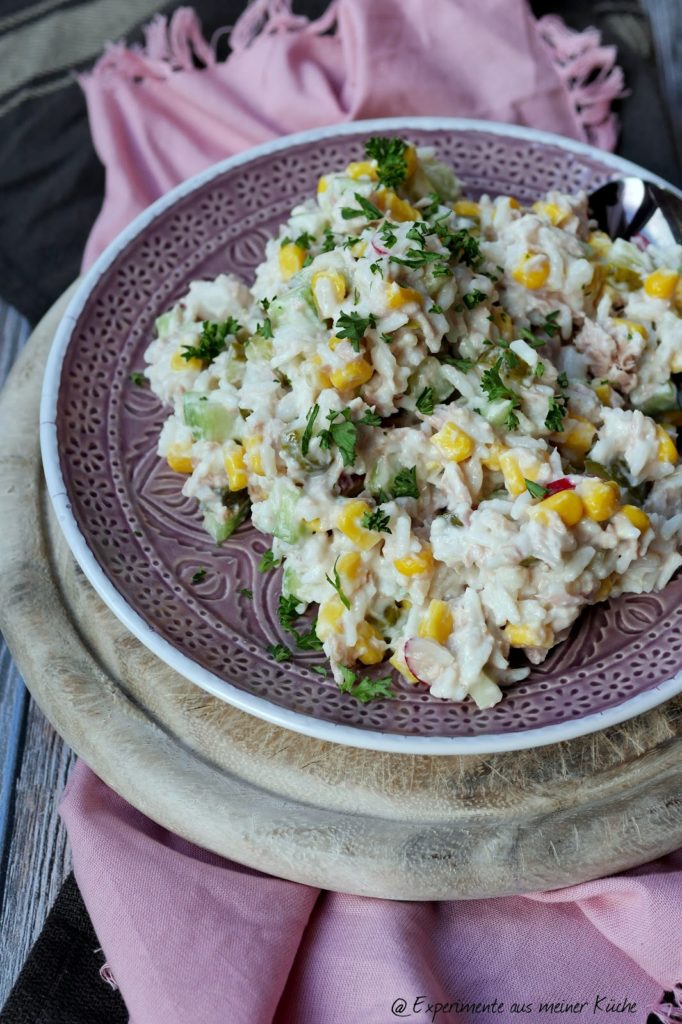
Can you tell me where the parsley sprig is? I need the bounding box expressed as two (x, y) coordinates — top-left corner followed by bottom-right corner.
(277, 593), (324, 651)
(480, 359), (522, 431)
(364, 137), (409, 190)
(301, 403), (319, 457)
(360, 508), (392, 534)
(267, 643), (292, 663)
(416, 387), (435, 415)
(334, 311), (377, 352)
(258, 549), (281, 572)
(182, 317), (241, 364)
(341, 192), (383, 221)
(338, 666), (394, 704)
(325, 557), (351, 610)
(319, 409), (358, 466)
(390, 466), (419, 499)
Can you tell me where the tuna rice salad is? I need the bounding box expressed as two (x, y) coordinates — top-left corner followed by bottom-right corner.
(143, 137), (682, 708)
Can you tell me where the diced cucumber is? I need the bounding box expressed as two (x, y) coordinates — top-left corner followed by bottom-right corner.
(272, 482), (302, 544)
(203, 493), (250, 544)
(183, 392), (237, 443)
(411, 157), (460, 202)
(483, 398), (513, 426)
(366, 454), (401, 497)
(631, 381), (678, 416)
(407, 356), (455, 405)
(270, 285), (318, 329)
(246, 335), (273, 361)
(155, 311), (173, 339)
(283, 566), (301, 596)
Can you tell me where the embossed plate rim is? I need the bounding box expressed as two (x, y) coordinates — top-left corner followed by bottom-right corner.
(40, 115), (682, 755)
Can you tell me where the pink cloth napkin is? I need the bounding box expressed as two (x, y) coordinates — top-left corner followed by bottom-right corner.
(61, 2), (682, 1020)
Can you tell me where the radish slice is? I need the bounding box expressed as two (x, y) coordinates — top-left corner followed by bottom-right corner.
(404, 637), (456, 686)
(371, 239), (388, 256)
(546, 477), (574, 494)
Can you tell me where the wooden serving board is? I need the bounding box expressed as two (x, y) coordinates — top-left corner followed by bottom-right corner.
(1, 288), (681, 900)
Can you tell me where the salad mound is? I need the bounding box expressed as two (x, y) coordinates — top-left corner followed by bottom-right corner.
(143, 136), (682, 707)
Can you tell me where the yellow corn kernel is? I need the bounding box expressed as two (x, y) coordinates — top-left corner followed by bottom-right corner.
(595, 382), (613, 406)
(346, 160), (378, 181)
(336, 500), (382, 551)
(316, 595), (345, 640)
(491, 306), (513, 342)
(430, 422), (475, 463)
(611, 318), (648, 340)
(507, 197), (520, 209)
(481, 442), (506, 472)
(620, 504), (650, 532)
(389, 650), (418, 683)
(351, 240), (367, 259)
(582, 479), (620, 522)
(453, 199), (480, 218)
(386, 282), (423, 309)
(595, 575), (615, 601)
(393, 546), (434, 577)
(223, 445), (247, 491)
(562, 416), (596, 455)
(513, 252), (550, 290)
(588, 230), (612, 256)
(418, 600), (454, 644)
(311, 270), (347, 305)
(532, 201), (567, 226)
(303, 518), (322, 533)
(337, 551), (362, 581)
(377, 188), (420, 222)
(170, 350), (203, 372)
(531, 490), (584, 527)
(279, 242), (306, 280)
(330, 358), (374, 390)
(608, 264), (642, 290)
(656, 424), (678, 463)
(499, 451), (537, 497)
(354, 621), (384, 665)
(243, 434), (264, 475)
(166, 445), (193, 475)
(404, 145), (418, 179)
(328, 335), (343, 350)
(399, 598), (412, 610)
(644, 268), (680, 300)
(317, 176), (328, 194)
(504, 622), (553, 648)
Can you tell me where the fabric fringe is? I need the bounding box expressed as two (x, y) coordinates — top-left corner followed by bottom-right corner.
(538, 14), (627, 150)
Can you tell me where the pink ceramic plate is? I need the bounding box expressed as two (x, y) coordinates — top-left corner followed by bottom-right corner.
(40, 118), (682, 753)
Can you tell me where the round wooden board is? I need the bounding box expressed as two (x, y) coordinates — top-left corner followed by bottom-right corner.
(2, 288), (681, 900)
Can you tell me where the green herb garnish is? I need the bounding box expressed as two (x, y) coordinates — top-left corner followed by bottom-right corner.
(416, 386), (435, 415)
(391, 466), (419, 499)
(359, 409), (382, 426)
(278, 593), (302, 632)
(267, 643), (292, 663)
(462, 289), (487, 309)
(182, 317), (241, 364)
(301, 403), (319, 457)
(129, 371), (146, 386)
(258, 549), (282, 572)
(191, 568), (207, 584)
(524, 479), (549, 499)
(360, 508), (392, 534)
(364, 136), (409, 190)
(325, 556), (351, 610)
(318, 408), (358, 467)
(239, 587), (253, 599)
(334, 311), (377, 352)
(341, 192), (383, 221)
(338, 666), (394, 703)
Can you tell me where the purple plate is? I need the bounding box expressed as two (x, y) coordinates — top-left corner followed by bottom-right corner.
(40, 118), (682, 753)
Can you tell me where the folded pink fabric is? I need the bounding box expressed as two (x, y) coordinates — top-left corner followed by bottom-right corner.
(80, 0), (625, 267)
(62, 763), (681, 1024)
(61, 2), (681, 1021)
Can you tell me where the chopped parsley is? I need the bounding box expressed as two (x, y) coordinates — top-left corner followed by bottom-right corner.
(429, 303), (443, 314)
(369, 262), (383, 276)
(542, 310), (561, 336)
(334, 311), (376, 352)
(391, 466), (419, 499)
(381, 332), (394, 344)
(359, 408), (382, 426)
(557, 371), (569, 389)
(341, 192), (383, 221)
(321, 228), (336, 253)
(256, 318), (273, 339)
(462, 289), (487, 309)
(267, 643), (292, 663)
(258, 549), (281, 572)
(277, 593), (302, 632)
(325, 556), (351, 610)
(390, 248), (443, 270)
(364, 136), (409, 190)
(519, 328), (546, 350)
(301, 403), (319, 457)
(311, 664), (328, 676)
(182, 317), (241, 364)
(338, 666), (394, 704)
(191, 567), (207, 584)
(378, 222), (398, 247)
(129, 371), (146, 386)
(445, 356), (474, 372)
(360, 508), (392, 533)
(318, 408), (358, 466)
(524, 479), (549, 499)
(480, 359), (522, 431)
(415, 386), (435, 415)
(545, 393), (568, 433)
(448, 514), (463, 527)
(534, 362), (545, 378)
(295, 622), (324, 651)
(239, 587), (253, 600)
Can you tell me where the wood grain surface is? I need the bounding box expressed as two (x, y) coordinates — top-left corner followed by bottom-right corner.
(0, 290), (680, 912)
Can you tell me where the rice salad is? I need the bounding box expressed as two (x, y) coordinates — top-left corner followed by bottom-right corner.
(143, 137), (682, 708)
